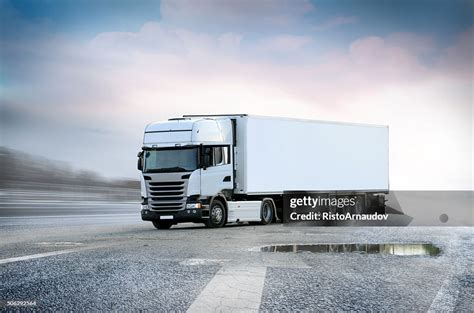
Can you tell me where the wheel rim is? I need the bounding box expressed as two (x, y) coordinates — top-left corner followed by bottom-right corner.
(211, 205), (223, 224)
(263, 203), (272, 221)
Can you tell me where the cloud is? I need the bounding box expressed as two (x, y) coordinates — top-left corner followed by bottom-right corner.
(160, 0), (315, 31)
(313, 16), (358, 31)
(217, 33), (243, 52)
(385, 32), (435, 55)
(347, 36), (429, 81)
(1, 10), (472, 188)
(256, 34), (312, 52)
(437, 26), (474, 80)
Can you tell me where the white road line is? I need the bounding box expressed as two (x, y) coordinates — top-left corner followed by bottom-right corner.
(0, 249), (82, 265)
(180, 258), (227, 266)
(187, 266), (267, 313)
(428, 238), (463, 312)
(428, 273), (460, 312)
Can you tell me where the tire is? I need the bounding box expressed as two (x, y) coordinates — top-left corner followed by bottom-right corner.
(152, 220), (173, 229)
(259, 199), (274, 225)
(353, 195), (365, 214)
(205, 199), (226, 228)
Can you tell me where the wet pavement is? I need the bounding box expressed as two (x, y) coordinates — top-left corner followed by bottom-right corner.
(1, 214), (472, 311)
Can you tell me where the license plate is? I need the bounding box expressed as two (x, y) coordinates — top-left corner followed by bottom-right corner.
(160, 215), (173, 220)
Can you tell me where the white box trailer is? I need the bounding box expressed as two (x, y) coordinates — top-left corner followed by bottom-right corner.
(138, 114), (389, 229)
(233, 116), (389, 194)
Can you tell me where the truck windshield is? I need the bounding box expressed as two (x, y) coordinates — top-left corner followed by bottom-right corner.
(143, 147), (198, 173)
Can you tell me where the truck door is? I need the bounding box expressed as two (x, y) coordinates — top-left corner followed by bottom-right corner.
(200, 146), (233, 197)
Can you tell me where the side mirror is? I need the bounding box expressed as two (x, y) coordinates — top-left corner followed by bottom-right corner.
(200, 146), (212, 170)
(137, 151), (143, 171)
(199, 145), (205, 170)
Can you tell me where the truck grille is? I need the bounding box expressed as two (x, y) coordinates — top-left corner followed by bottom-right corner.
(147, 179), (188, 211)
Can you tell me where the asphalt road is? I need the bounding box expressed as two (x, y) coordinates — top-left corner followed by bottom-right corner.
(1, 212), (473, 311)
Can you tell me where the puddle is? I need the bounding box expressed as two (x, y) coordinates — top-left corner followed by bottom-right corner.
(260, 243), (441, 256)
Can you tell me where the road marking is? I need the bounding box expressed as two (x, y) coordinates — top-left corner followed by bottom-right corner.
(36, 242), (84, 247)
(428, 273), (460, 312)
(0, 249), (82, 265)
(0, 241), (118, 265)
(187, 266), (267, 312)
(428, 238), (463, 312)
(180, 258), (227, 266)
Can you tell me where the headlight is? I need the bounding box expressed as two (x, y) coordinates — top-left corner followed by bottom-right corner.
(141, 204), (149, 210)
(186, 203), (202, 209)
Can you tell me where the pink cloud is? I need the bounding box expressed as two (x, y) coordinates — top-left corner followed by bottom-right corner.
(3, 22), (472, 188)
(347, 36), (429, 82)
(437, 26), (474, 80)
(256, 34), (312, 52)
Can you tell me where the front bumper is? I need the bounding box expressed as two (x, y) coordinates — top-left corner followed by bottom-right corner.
(141, 203), (209, 222)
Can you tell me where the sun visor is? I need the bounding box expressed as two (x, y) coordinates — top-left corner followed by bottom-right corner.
(143, 130), (192, 145)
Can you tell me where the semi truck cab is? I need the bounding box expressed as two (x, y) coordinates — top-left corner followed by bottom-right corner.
(138, 115), (272, 229)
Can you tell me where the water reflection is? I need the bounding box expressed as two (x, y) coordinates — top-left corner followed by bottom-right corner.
(260, 243), (441, 256)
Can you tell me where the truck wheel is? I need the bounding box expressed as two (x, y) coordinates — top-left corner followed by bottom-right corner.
(152, 220), (173, 229)
(205, 199), (226, 228)
(260, 199), (274, 225)
(354, 195), (364, 214)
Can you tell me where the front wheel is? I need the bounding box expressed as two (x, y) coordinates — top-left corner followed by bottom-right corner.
(152, 220), (173, 229)
(259, 199), (274, 225)
(205, 199), (226, 228)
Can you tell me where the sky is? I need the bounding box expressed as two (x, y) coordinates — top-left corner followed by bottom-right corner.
(0, 0), (473, 190)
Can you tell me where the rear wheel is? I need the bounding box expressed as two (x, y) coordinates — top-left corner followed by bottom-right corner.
(205, 199), (226, 228)
(259, 199), (274, 225)
(152, 220), (173, 229)
(353, 195), (365, 214)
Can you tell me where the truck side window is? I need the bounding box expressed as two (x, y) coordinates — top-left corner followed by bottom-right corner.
(222, 147), (229, 165)
(203, 146), (230, 167)
(214, 146), (230, 166)
(214, 147), (223, 165)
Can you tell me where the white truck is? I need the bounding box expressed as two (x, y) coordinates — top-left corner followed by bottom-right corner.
(138, 114), (389, 229)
